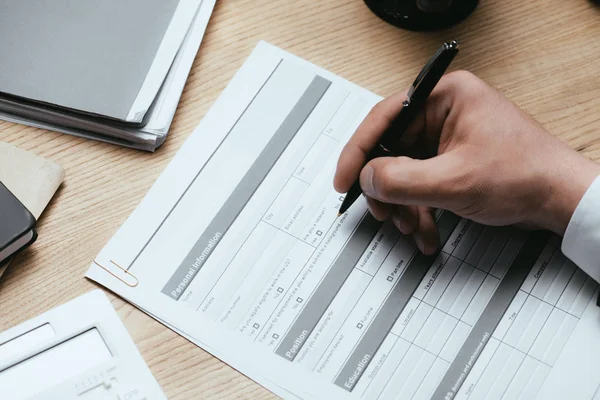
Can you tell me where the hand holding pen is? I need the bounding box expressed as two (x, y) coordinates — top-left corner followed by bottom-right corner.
(334, 41), (599, 254)
(337, 40), (460, 218)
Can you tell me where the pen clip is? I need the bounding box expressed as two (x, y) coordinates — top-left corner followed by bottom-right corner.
(93, 259), (139, 287)
(406, 40), (459, 104)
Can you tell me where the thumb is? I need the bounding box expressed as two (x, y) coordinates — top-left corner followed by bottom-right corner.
(359, 153), (462, 208)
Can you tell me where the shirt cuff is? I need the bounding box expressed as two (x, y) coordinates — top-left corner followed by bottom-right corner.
(562, 175), (600, 282)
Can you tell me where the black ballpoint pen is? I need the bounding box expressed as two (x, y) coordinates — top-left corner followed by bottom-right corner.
(338, 40), (460, 216)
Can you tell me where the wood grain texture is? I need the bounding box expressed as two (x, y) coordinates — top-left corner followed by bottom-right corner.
(1, 0), (599, 398)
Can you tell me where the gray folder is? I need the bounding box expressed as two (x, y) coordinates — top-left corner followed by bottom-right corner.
(0, 0), (191, 124)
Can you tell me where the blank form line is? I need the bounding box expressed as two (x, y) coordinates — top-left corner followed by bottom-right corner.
(553, 265), (578, 307)
(360, 332), (403, 397)
(278, 213), (372, 342)
(323, 93), (350, 127)
(293, 182), (342, 248)
(332, 213), (461, 391)
(319, 92), (350, 137)
(292, 176), (311, 185)
(499, 341), (553, 368)
(188, 76), (334, 304)
(436, 319), (468, 362)
(433, 231), (549, 399)
(493, 289), (529, 342)
(415, 352), (439, 398)
(529, 293), (581, 320)
(524, 247), (558, 295)
(284, 91), (349, 189)
(418, 249), (455, 302)
(500, 350), (528, 400)
(375, 338), (413, 400)
(486, 235), (512, 280)
(457, 257), (496, 276)
(257, 212), (369, 342)
(197, 222), (263, 310)
(254, 231), (326, 340)
(387, 333), (448, 361)
(454, 223), (481, 260)
(522, 301), (554, 356)
(262, 220), (311, 246)
(310, 267), (374, 372)
(260, 174), (300, 222)
(358, 231), (401, 278)
(127, 59), (284, 271)
(201, 168), (321, 309)
(355, 268), (375, 278)
(166, 76), (333, 300)
(429, 256), (465, 309)
(421, 302), (467, 326)
(276, 213), (381, 361)
(452, 233), (514, 322)
(457, 271), (488, 323)
(331, 248), (419, 379)
(592, 383), (600, 400)
(373, 342), (449, 400)
(322, 133), (340, 141)
(312, 234), (409, 372)
(466, 339), (502, 396)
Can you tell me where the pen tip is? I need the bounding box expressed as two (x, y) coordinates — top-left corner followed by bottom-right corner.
(337, 212), (342, 217)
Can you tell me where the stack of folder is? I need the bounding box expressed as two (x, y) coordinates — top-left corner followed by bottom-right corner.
(0, 0), (216, 151)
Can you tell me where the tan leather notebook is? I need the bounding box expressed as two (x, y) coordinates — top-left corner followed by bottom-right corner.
(0, 141), (64, 278)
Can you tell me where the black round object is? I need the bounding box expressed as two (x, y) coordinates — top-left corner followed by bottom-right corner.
(363, 0), (478, 31)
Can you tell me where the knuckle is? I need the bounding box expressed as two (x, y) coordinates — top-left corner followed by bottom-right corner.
(443, 70), (485, 98)
(369, 100), (388, 121)
(447, 162), (478, 199)
(446, 70), (477, 83)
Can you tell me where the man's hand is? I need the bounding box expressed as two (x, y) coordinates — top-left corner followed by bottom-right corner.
(334, 71), (600, 254)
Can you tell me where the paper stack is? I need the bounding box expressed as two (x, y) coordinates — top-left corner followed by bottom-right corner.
(0, 0), (216, 151)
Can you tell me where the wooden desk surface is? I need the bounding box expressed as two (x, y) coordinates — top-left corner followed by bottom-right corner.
(1, 0), (599, 398)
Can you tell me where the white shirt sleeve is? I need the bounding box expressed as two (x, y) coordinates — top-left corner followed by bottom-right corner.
(562, 175), (600, 282)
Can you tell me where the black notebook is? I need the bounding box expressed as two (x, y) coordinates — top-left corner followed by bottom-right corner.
(0, 181), (37, 264)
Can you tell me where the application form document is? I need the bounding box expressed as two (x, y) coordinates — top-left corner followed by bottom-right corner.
(87, 42), (600, 399)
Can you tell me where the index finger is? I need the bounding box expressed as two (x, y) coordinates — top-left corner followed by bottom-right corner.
(334, 90), (408, 193)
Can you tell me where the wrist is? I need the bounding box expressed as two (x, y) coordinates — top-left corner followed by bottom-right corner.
(539, 151), (600, 235)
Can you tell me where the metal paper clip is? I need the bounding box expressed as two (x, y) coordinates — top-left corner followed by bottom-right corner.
(93, 259), (139, 287)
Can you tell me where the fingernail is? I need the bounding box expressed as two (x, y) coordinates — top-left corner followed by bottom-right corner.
(361, 165), (374, 196)
(421, 238), (439, 255)
(414, 233), (425, 253)
(393, 214), (412, 235)
(365, 197), (377, 219)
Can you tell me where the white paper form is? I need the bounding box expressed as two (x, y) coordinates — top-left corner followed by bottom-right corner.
(0, 290), (165, 399)
(87, 42), (600, 399)
(535, 286), (600, 400)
